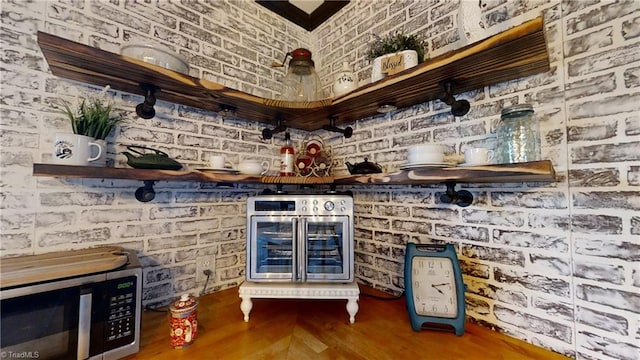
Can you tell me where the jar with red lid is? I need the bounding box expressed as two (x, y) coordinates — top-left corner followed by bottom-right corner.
(169, 293), (198, 348)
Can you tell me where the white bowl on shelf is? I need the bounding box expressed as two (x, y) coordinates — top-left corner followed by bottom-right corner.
(407, 144), (445, 164)
(120, 43), (189, 74)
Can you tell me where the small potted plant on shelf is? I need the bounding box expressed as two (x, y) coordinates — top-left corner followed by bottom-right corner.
(58, 85), (124, 167)
(367, 31), (426, 83)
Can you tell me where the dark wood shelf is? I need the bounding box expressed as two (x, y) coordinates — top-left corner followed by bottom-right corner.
(32, 164), (333, 185)
(334, 161), (556, 185)
(37, 17), (549, 132)
(33, 161), (555, 186)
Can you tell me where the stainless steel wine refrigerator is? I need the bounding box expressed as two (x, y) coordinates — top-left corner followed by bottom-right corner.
(246, 193), (354, 282)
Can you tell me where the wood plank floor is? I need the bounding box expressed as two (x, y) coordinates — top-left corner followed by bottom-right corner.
(123, 284), (570, 360)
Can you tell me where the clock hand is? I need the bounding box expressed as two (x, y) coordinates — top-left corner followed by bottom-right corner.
(431, 284), (445, 295)
(432, 283), (448, 287)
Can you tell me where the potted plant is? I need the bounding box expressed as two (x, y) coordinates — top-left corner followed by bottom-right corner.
(59, 86), (124, 167)
(367, 31), (426, 83)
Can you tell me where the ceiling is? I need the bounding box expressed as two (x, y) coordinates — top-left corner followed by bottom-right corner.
(256, 1), (349, 31)
(289, 0), (324, 14)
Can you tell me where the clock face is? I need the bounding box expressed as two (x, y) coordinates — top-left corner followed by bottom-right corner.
(411, 257), (458, 318)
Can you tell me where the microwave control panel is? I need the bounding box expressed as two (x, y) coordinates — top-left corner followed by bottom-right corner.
(106, 276), (138, 344)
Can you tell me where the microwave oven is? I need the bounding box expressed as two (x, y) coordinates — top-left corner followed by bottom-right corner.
(0, 249), (142, 360)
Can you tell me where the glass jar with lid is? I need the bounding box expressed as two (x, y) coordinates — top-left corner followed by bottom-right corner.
(496, 104), (541, 164)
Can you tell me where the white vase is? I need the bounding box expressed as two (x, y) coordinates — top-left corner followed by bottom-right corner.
(371, 50), (419, 83)
(333, 62), (358, 97)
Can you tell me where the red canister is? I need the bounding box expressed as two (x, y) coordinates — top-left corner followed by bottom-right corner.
(169, 294), (198, 348)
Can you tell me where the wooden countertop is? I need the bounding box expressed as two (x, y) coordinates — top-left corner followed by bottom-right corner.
(0, 246), (128, 288)
(124, 284), (570, 359)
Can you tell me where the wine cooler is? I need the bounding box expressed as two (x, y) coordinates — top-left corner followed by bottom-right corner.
(246, 194), (354, 282)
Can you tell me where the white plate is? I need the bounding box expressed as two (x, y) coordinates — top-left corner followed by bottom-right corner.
(400, 162), (453, 170)
(196, 168), (240, 174)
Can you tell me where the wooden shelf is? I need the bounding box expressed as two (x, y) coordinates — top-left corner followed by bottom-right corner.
(333, 161), (556, 185)
(31, 164), (333, 185)
(32, 161), (555, 186)
(36, 17), (549, 132)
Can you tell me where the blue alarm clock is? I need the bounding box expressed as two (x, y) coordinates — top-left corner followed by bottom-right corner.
(404, 242), (466, 336)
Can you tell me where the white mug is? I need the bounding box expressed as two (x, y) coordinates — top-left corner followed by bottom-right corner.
(210, 155), (232, 169)
(238, 160), (270, 175)
(464, 148), (495, 165)
(52, 133), (102, 166)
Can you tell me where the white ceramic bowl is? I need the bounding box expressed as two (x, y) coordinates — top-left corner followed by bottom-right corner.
(407, 144), (444, 164)
(120, 43), (189, 74)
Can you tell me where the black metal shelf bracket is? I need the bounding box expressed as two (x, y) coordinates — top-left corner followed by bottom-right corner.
(438, 80), (470, 117)
(262, 118), (286, 140)
(135, 180), (156, 202)
(440, 182), (473, 207)
(323, 116), (353, 138)
(136, 84), (157, 119)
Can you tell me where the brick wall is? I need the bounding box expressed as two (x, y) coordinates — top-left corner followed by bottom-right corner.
(315, 1), (640, 359)
(1, 0), (638, 358)
(0, 0), (310, 307)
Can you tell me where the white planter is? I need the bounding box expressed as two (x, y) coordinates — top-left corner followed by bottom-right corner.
(371, 50), (419, 83)
(52, 133), (102, 166)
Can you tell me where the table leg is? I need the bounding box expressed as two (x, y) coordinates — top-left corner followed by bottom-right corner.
(240, 296), (253, 322)
(346, 297), (359, 324)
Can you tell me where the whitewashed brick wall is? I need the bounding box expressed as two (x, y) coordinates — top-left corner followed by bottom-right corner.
(315, 1), (640, 359)
(1, 0), (638, 359)
(0, 0), (310, 308)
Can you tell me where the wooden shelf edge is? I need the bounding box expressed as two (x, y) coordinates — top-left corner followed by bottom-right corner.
(32, 163), (261, 183)
(333, 161), (556, 185)
(36, 17), (549, 132)
(33, 161), (555, 186)
(32, 164), (335, 185)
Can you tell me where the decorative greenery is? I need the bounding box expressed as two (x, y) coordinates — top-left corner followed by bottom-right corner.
(60, 86), (124, 140)
(366, 32), (426, 63)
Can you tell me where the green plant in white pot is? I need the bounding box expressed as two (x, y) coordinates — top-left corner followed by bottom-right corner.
(59, 86), (124, 167)
(367, 32), (426, 83)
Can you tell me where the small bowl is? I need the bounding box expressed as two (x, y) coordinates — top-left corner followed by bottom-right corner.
(407, 144), (444, 163)
(120, 43), (189, 74)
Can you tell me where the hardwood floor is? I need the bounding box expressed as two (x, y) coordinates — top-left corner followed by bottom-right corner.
(123, 284), (570, 360)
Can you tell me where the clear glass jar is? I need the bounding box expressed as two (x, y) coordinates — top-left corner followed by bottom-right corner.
(280, 49), (323, 102)
(497, 104), (541, 164)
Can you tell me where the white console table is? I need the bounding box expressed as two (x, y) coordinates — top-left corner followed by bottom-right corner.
(238, 281), (360, 324)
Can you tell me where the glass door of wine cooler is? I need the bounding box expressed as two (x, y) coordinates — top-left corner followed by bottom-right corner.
(304, 217), (352, 282)
(249, 216), (296, 281)
(248, 215), (352, 282)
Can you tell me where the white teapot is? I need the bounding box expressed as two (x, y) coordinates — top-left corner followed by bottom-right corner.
(238, 160), (270, 175)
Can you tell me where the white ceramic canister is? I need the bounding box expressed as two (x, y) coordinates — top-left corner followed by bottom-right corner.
(333, 62), (358, 97)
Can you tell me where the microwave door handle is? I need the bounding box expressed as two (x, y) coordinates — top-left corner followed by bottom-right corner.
(77, 290), (92, 360)
(291, 218), (298, 282)
(299, 218), (307, 282)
